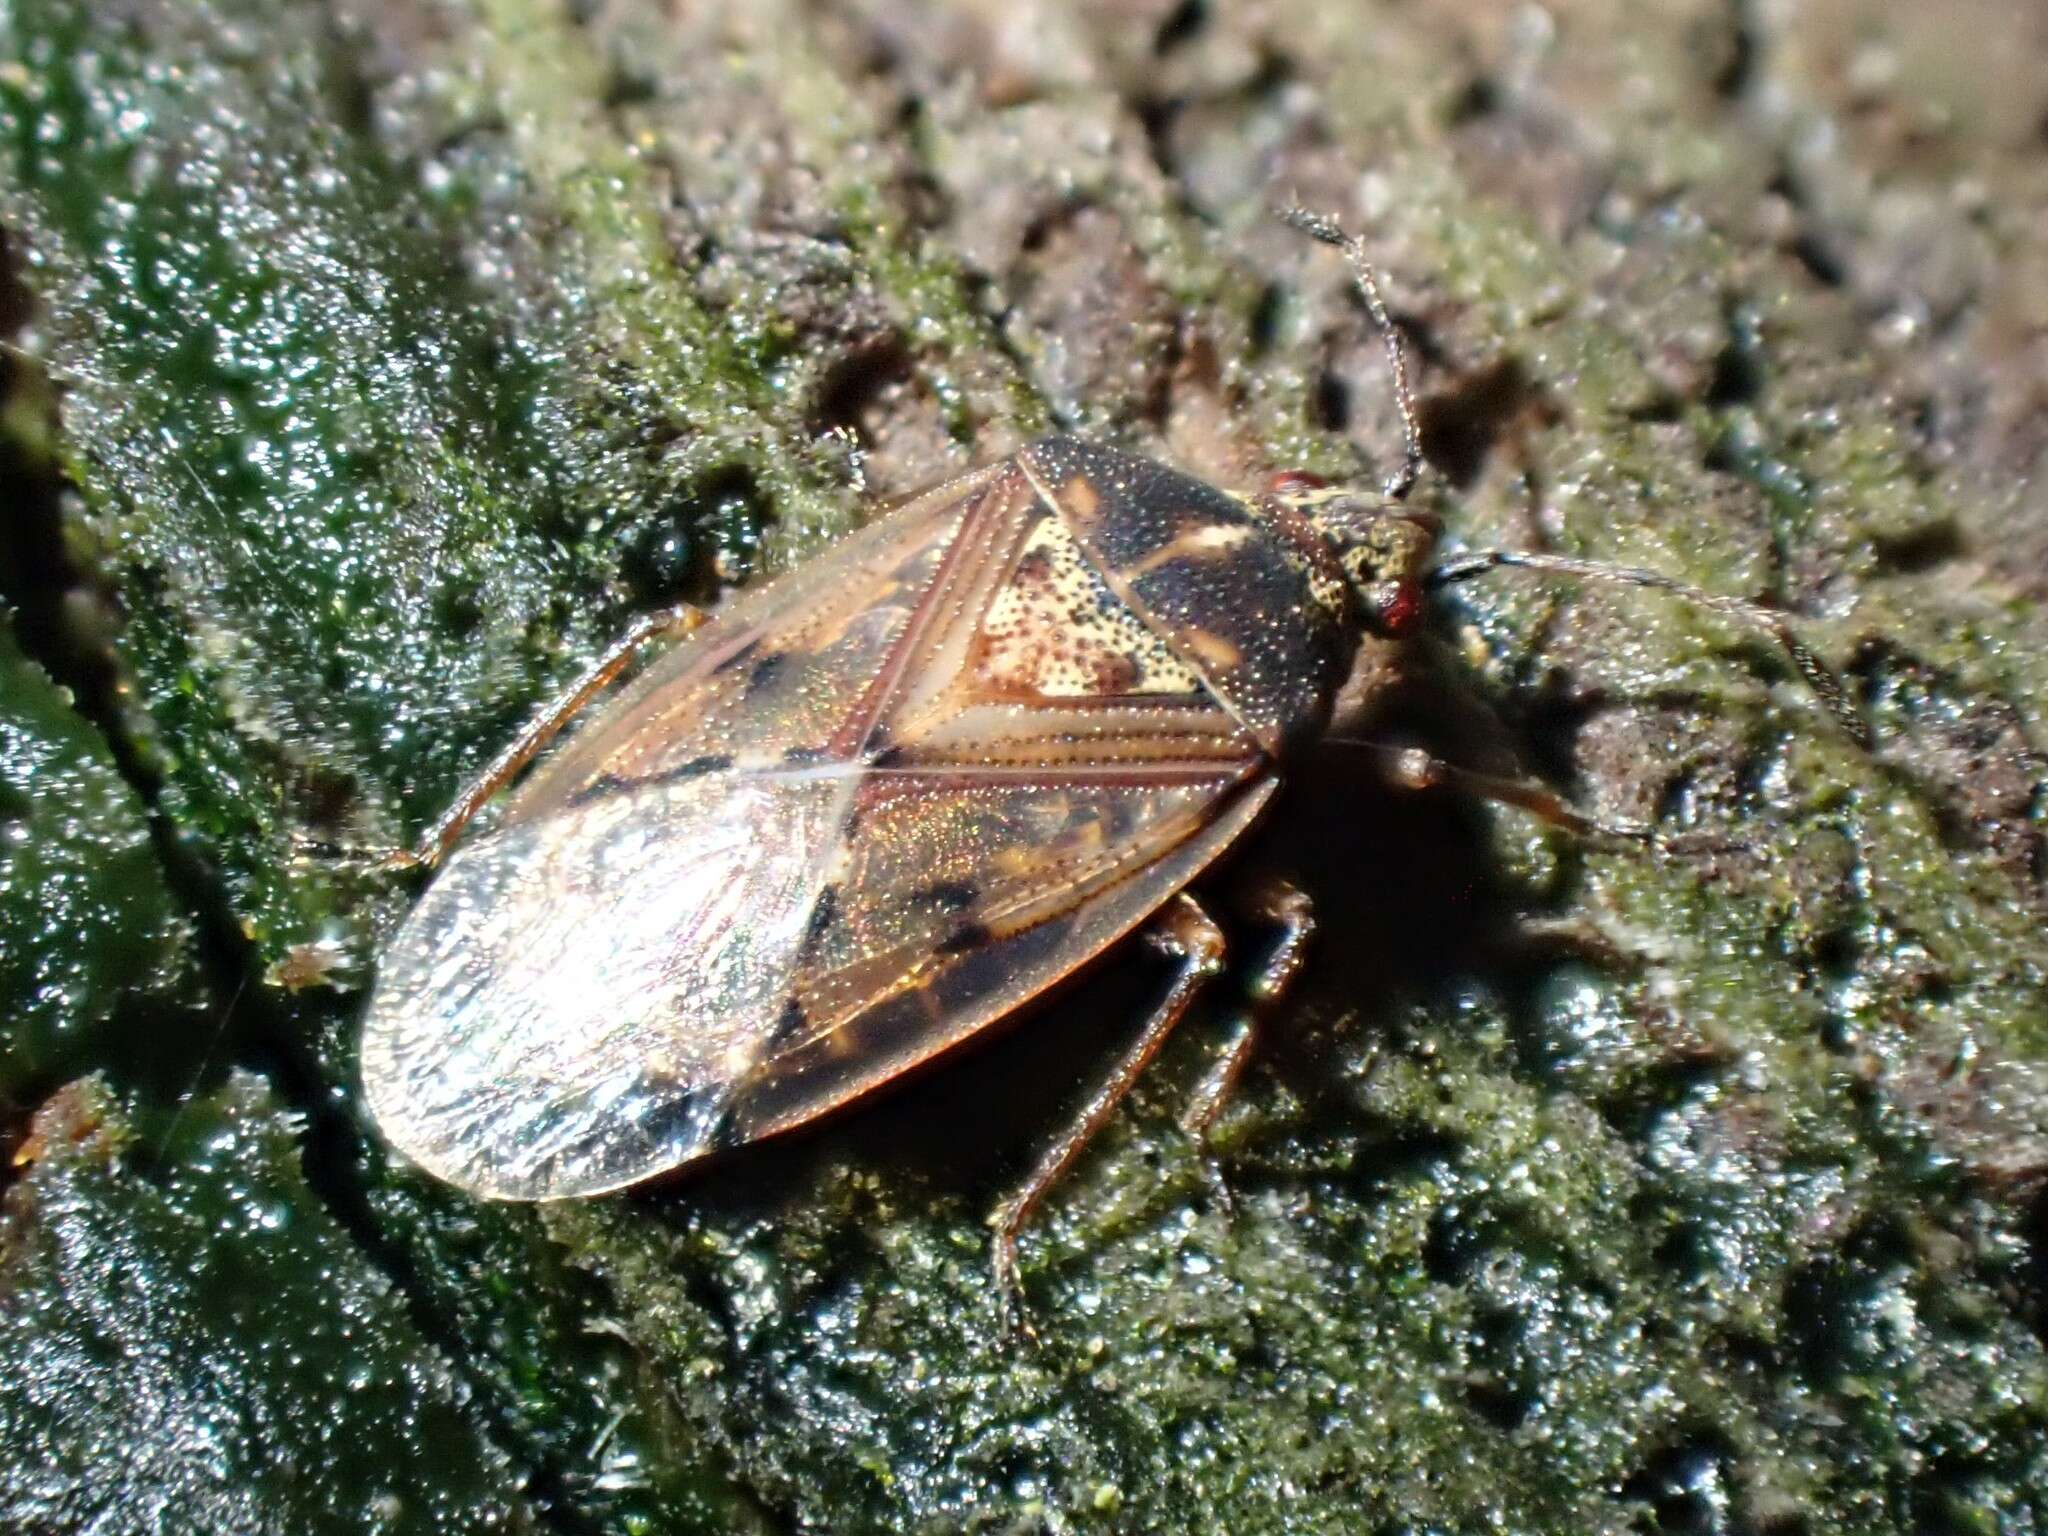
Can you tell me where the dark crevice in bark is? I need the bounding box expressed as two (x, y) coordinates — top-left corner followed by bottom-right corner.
(0, 165), (686, 1536)
(0, 235), (277, 1141)
(0, 356), (607, 1536)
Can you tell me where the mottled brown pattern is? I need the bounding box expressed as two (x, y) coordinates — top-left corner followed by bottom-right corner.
(1021, 437), (1355, 754)
(505, 465), (1004, 818)
(970, 512), (1202, 699)
(363, 437), (1302, 1200)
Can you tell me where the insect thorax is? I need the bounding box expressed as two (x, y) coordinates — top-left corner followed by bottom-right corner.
(1017, 436), (1359, 757)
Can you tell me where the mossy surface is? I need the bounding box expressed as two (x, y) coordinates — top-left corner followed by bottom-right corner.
(0, 1075), (535, 1535)
(0, 612), (199, 1112)
(3, 0), (2046, 1531)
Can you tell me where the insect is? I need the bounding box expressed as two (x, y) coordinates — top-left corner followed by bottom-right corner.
(360, 210), (1865, 1308)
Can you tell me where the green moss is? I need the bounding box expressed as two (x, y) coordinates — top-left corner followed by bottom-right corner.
(518, 953), (2048, 1533)
(0, 0), (874, 969)
(0, 0), (586, 961)
(4, 0), (2047, 1531)
(0, 1075), (535, 1535)
(0, 613), (198, 1110)
(353, 1136), (773, 1536)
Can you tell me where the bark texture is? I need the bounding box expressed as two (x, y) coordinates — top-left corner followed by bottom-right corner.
(3, 1), (2047, 1531)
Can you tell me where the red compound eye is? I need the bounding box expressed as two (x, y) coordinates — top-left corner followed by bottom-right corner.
(1379, 578), (1426, 637)
(1267, 468), (1327, 498)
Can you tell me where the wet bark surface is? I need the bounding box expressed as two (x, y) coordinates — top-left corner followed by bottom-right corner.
(2, 1), (2046, 1531)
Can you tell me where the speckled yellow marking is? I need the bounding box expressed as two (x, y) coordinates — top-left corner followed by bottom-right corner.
(1061, 474), (1101, 518)
(1299, 551), (1347, 622)
(992, 845), (1044, 877)
(974, 513), (1203, 699)
(1121, 521), (1256, 578)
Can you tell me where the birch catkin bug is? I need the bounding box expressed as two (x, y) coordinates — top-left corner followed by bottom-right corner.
(361, 209), (1867, 1308)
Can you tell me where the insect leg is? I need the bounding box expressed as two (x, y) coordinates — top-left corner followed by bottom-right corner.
(1319, 739), (1750, 854)
(1429, 548), (1871, 748)
(1179, 878), (1316, 1142)
(391, 603), (707, 871)
(1382, 743), (1768, 853)
(990, 892), (1226, 1324)
(1375, 744), (1657, 843)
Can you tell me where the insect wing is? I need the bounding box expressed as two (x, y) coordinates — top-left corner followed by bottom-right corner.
(361, 769), (843, 1198)
(732, 768), (1274, 1143)
(365, 453), (1276, 1199)
(364, 467), (1002, 1197)
(724, 449), (1279, 1150)
(506, 461), (1009, 814)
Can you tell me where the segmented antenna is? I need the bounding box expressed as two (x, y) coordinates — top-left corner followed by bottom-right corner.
(1281, 206), (1424, 501)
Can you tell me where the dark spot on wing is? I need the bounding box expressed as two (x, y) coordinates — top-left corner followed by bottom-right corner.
(913, 880), (979, 911)
(935, 921), (993, 955)
(564, 754), (732, 808)
(630, 1079), (739, 1156)
(768, 994), (811, 1050)
(799, 884), (841, 957)
(930, 918), (1069, 1013)
(747, 990), (922, 1113)
(746, 650), (788, 696)
(565, 771), (634, 809)
(672, 753), (733, 779)
(871, 744), (908, 768)
(783, 745), (830, 767)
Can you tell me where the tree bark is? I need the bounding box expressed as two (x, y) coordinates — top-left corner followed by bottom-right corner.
(3, 0), (2046, 1531)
